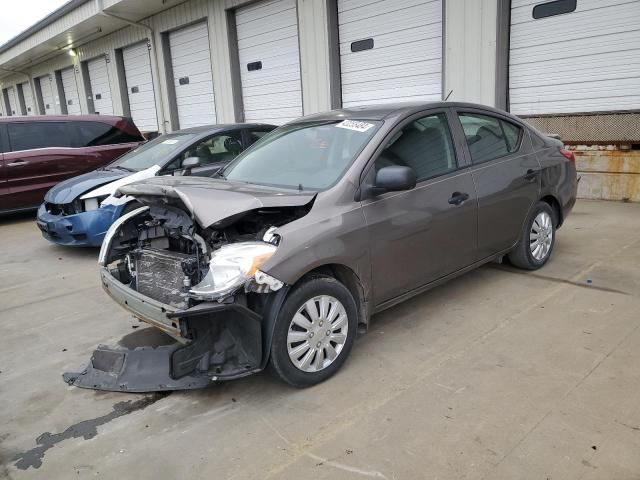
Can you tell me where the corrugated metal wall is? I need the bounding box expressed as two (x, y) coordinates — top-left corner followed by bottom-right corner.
(0, 0), (499, 128)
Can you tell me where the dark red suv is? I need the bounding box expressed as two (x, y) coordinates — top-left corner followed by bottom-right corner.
(0, 115), (144, 214)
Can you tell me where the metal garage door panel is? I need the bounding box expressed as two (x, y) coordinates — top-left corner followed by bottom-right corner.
(236, 0), (303, 125)
(123, 42), (158, 132)
(338, 0), (443, 107)
(7, 87), (19, 115)
(61, 67), (81, 115)
(509, 0), (640, 115)
(169, 22), (216, 129)
(39, 75), (56, 115)
(88, 57), (114, 116)
(21, 82), (36, 115)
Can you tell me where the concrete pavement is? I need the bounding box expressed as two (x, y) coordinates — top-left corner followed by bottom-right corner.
(1, 199), (639, 480)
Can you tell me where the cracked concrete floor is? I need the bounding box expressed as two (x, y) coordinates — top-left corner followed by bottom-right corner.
(1, 199), (639, 480)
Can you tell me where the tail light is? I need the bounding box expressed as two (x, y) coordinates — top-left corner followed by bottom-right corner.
(560, 148), (576, 163)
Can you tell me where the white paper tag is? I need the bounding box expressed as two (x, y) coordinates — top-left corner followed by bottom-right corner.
(335, 120), (375, 133)
(162, 139), (179, 145)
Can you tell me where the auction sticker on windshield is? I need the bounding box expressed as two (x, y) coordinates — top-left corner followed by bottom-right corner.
(335, 120), (375, 133)
(162, 139), (180, 145)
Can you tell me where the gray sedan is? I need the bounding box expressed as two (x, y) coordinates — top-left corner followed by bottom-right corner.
(65, 102), (577, 391)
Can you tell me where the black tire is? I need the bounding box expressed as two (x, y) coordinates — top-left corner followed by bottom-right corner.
(268, 275), (358, 388)
(508, 201), (556, 270)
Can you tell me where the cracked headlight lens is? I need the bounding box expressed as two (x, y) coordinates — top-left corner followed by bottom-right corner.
(189, 242), (277, 300)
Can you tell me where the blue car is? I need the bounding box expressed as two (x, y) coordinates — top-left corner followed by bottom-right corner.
(37, 123), (276, 246)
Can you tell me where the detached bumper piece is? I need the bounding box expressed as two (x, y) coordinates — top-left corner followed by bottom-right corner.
(64, 297), (264, 392)
(63, 344), (213, 392)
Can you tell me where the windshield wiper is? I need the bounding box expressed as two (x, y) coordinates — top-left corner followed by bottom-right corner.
(109, 165), (134, 172)
(213, 168), (226, 180)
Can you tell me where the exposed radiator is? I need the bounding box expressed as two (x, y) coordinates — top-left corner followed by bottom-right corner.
(134, 249), (199, 309)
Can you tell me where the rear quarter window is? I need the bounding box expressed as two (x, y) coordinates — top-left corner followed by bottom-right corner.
(77, 121), (143, 147)
(7, 122), (72, 152)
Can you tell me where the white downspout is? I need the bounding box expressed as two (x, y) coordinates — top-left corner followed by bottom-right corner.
(96, 0), (168, 133)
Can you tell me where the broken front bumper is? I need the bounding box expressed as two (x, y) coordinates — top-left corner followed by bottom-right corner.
(63, 269), (266, 392)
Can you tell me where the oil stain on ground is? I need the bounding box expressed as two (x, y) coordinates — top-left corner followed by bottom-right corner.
(12, 394), (166, 470)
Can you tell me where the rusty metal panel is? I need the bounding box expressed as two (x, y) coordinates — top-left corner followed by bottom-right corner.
(575, 150), (640, 202)
(520, 113), (640, 145)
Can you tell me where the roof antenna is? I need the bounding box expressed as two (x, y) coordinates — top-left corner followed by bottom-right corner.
(444, 90), (454, 101)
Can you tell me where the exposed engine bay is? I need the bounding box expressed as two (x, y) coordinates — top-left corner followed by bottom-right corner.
(64, 192), (313, 392)
(103, 203), (304, 311)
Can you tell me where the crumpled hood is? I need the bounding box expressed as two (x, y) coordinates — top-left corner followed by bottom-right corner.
(44, 169), (128, 204)
(117, 176), (316, 228)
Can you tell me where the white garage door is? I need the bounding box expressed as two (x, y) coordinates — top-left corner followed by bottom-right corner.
(338, 0), (443, 107)
(20, 82), (36, 115)
(87, 56), (114, 116)
(123, 42), (158, 132)
(60, 67), (81, 115)
(169, 22), (216, 129)
(38, 75), (56, 115)
(6, 87), (19, 115)
(235, 0), (303, 125)
(510, 0), (640, 115)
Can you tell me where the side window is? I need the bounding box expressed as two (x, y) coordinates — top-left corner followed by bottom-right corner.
(7, 122), (72, 152)
(458, 113), (523, 164)
(165, 131), (244, 170)
(375, 112), (457, 181)
(247, 129), (272, 146)
(76, 121), (142, 147)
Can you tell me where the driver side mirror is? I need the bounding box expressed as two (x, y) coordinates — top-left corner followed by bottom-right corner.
(368, 166), (417, 197)
(181, 157), (201, 176)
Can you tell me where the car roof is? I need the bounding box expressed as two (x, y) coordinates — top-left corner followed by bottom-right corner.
(0, 114), (131, 124)
(295, 101), (522, 123)
(175, 123), (276, 135)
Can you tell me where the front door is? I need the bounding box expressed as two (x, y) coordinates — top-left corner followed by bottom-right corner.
(361, 110), (478, 305)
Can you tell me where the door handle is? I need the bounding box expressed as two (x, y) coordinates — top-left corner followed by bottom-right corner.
(7, 159), (27, 167)
(448, 192), (469, 206)
(524, 169), (538, 181)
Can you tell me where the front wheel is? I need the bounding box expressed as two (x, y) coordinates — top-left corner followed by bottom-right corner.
(269, 276), (358, 387)
(508, 201), (556, 270)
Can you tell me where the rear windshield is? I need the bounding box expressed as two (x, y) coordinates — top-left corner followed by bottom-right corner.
(109, 133), (196, 171)
(222, 120), (382, 190)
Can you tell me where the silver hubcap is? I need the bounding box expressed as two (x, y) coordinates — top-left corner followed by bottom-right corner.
(287, 295), (349, 373)
(530, 211), (553, 261)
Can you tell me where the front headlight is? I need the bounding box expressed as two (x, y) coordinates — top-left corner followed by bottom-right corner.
(189, 242), (277, 300)
(83, 195), (109, 212)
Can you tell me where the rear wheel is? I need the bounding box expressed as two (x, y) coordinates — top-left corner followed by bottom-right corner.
(269, 276), (357, 387)
(508, 201), (556, 270)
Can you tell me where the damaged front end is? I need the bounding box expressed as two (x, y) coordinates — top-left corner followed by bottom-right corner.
(65, 182), (314, 392)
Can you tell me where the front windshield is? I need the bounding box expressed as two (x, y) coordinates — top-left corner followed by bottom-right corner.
(222, 120), (382, 190)
(109, 133), (196, 171)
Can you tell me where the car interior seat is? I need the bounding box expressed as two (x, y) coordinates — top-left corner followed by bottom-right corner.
(469, 125), (508, 162)
(389, 127), (451, 179)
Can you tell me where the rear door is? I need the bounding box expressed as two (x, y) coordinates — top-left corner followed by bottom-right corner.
(452, 108), (540, 259)
(4, 121), (78, 210)
(361, 109), (478, 305)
